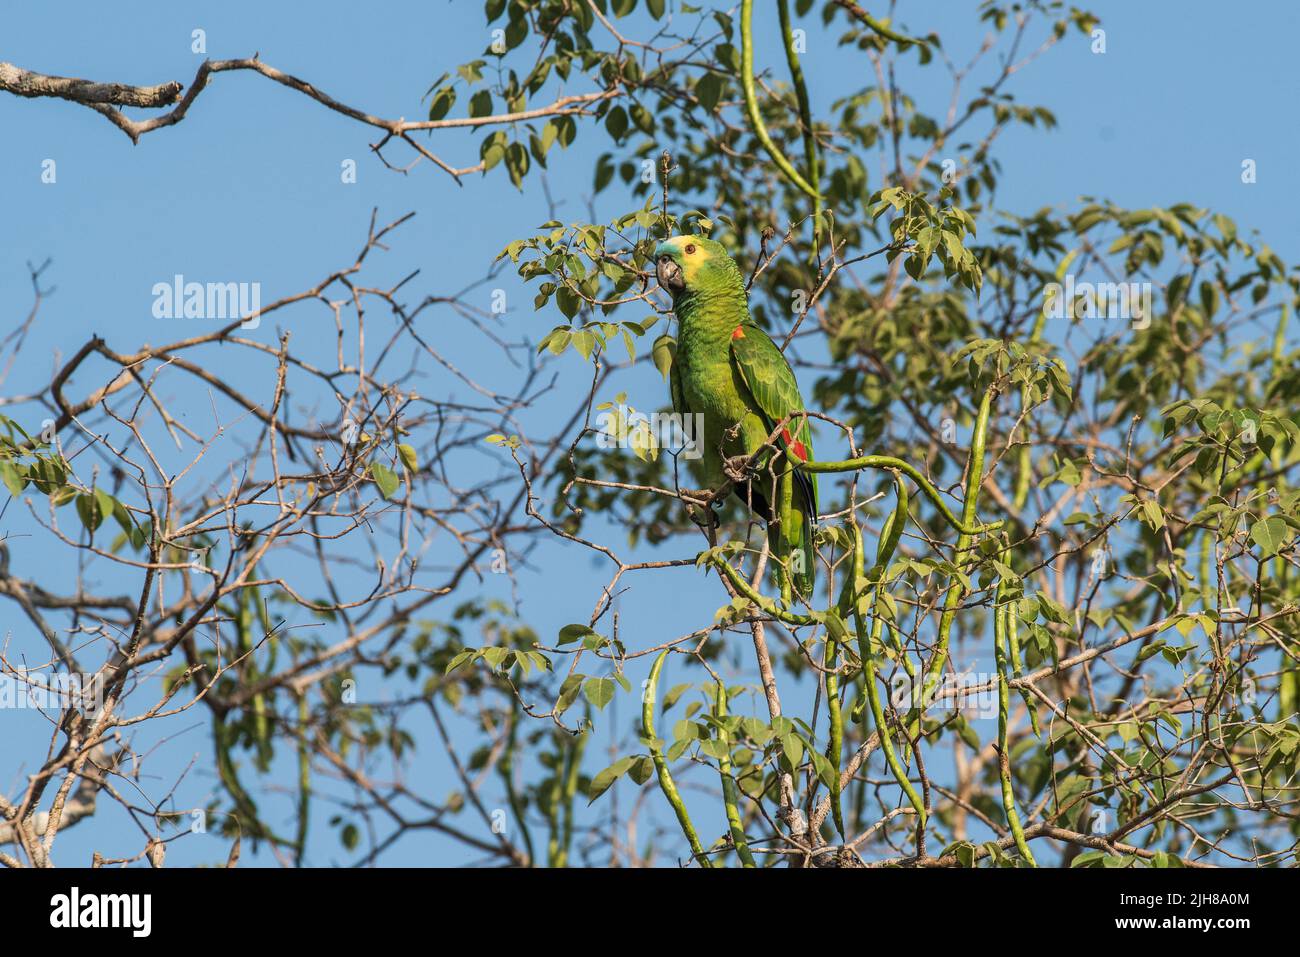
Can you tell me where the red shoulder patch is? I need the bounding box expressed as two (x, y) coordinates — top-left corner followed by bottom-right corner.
(731, 326), (745, 340)
(781, 427), (808, 462)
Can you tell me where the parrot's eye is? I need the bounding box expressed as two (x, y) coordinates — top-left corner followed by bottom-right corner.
(685, 243), (696, 255)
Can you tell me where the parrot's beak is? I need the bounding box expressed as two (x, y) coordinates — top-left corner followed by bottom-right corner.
(656, 255), (685, 296)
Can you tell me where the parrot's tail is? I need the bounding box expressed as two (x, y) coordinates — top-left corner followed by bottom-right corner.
(768, 507), (816, 602)
(794, 512), (816, 599)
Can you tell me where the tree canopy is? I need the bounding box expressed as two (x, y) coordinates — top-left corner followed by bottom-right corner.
(1, 0), (1297, 869)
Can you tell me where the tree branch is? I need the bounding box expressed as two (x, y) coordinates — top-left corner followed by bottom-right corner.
(0, 61), (182, 107)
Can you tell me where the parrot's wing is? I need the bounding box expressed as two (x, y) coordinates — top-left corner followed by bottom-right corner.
(729, 325), (818, 518)
(668, 349), (687, 416)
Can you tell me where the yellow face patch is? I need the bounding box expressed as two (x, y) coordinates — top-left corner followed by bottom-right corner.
(661, 236), (709, 285)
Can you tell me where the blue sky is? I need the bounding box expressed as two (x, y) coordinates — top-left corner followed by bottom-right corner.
(2, 1), (1297, 866)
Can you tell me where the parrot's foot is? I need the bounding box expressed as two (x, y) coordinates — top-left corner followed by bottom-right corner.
(687, 504), (720, 530)
(722, 455), (754, 484)
(678, 489), (720, 528)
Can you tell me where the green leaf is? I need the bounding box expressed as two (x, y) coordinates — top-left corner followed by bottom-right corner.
(397, 444), (419, 473)
(605, 106), (628, 140)
(583, 677), (616, 710)
(556, 286), (580, 320)
(661, 682), (692, 712)
(628, 754), (655, 785)
(695, 73), (723, 112)
(1136, 640), (1166, 663)
(810, 750), (837, 788)
(110, 497), (146, 550)
(556, 674), (585, 714)
(571, 328), (596, 359)
(469, 89), (493, 118)
(652, 334), (676, 380)
(75, 493), (108, 533)
(49, 485), (77, 507)
(444, 649), (478, 675)
(1139, 499), (1165, 531)
(369, 462), (401, 499)
(557, 623), (598, 645)
(589, 756), (635, 802)
(699, 738), (729, 760)
(427, 87), (456, 121)
(1250, 516), (1290, 557)
(0, 460), (25, 496)
(780, 733), (804, 770)
(822, 610), (850, 644)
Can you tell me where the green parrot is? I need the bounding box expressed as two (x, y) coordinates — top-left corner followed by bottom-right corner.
(654, 234), (819, 599)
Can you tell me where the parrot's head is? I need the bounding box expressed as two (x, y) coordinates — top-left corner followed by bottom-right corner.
(654, 235), (740, 302)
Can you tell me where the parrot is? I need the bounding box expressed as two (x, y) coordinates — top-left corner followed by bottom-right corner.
(653, 234), (819, 601)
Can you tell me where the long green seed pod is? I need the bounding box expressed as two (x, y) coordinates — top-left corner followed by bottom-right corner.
(836, 3), (928, 46)
(235, 580), (271, 772)
(545, 738), (563, 867)
(822, 627), (846, 840)
(1004, 589), (1041, 738)
(994, 592), (1037, 866)
(833, 476), (915, 837)
(714, 682), (757, 866)
(871, 472), (910, 583)
(836, 511), (867, 616)
(855, 610), (926, 826)
(998, 543), (1040, 737)
(1200, 530), (1215, 611)
(922, 386), (995, 695)
(776, 468), (795, 606)
(498, 709), (535, 866)
(294, 690), (311, 865)
(872, 475), (916, 679)
(709, 555), (819, 628)
(803, 454), (1000, 536)
(740, 0), (821, 203)
(1012, 311), (1048, 511)
(644, 650), (712, 867)
(558, 731), (585, 867)
(1270, 302), (1289, 378)
(776, 0), (822, 239)
(817, 610), (864, 841)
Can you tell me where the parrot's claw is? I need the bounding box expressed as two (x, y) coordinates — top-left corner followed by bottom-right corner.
(682, 492), (720, 529)
(678, 488), (714, 507)
(722, 455), (753, 484)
